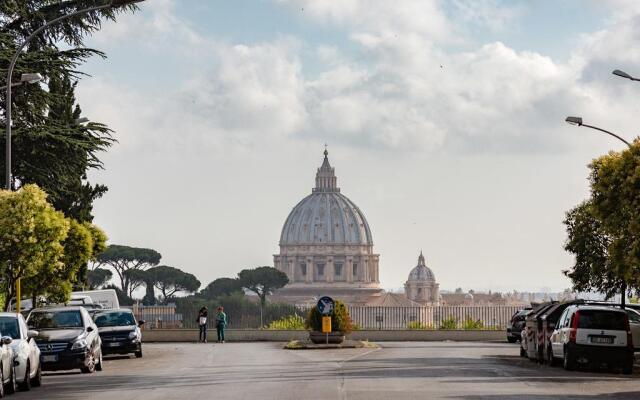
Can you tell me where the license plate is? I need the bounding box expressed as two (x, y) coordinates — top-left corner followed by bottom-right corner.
(590, 336), (614, 344)
(42, 355), (58, 363)
(108, 342), (122, 347)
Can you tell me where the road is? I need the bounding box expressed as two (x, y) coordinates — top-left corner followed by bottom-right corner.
(12, 342), (640, 399)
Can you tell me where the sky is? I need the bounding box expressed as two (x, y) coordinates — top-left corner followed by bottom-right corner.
(75, 0), (640, 293)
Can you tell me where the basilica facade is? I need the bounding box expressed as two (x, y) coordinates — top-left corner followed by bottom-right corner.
(273, 149), (383, 305)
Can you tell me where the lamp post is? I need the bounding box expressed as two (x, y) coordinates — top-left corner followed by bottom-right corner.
(4, 0), (144, 313)
(565, 116), (633, 308)
(0, 73), (43, 91)
(612, 69), (640, 82)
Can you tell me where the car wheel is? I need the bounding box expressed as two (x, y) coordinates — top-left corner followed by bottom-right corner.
(547, 347), (557, 367)
(519, 346), (526, 357)
(31, 362), (42, 388)
(5, 365), (16, 395)
(95, 351), (103, 372)
(507, 336), (517, 343)
(563, 346), (575, 371)
(0, 363), (5, 398)
(81, 352), (96, 374)
(19, 361), (30, 391)
(622, 360), (633, 375)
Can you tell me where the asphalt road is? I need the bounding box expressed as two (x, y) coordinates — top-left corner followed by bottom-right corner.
(11, 341), (640, 400)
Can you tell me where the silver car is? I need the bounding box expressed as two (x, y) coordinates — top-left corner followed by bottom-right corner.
(0, 312), (42, 391)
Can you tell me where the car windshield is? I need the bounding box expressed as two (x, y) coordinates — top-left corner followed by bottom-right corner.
(0, 318), (20, 339)
(578, 310), (626, 330)
(28, 311), (83, 329)
(94, 311), (136, 327)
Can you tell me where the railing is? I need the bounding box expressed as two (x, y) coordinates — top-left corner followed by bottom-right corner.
(133, 304), (520, 330)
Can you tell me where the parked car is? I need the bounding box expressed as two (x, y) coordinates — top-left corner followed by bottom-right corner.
(93, 309), (144, 358)
(0, 313), (41, 391)
(27, 307), (103, 373)
(0, 333), (15, 397)
(507, 308), (531, 343)
(625, 308), (640, 351)
(548, 305), (634, 374)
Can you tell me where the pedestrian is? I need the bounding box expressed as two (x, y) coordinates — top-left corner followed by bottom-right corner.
(197, 306), (208, 343)
(216, 306), (227, 343)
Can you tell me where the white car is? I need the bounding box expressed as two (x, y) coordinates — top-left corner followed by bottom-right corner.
(0, 332), (16, 396)
(625, 308), (640, 352)
(548, 305), (634, 373)
(0, 312), (42, 391)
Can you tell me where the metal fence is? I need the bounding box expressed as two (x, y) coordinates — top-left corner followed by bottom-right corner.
(133, 304), (520, 330)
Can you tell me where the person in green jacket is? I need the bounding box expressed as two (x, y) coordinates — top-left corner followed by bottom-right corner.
(216, 306), (227, 343)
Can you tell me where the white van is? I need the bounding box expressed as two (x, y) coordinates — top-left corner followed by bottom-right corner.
(71, 289), (119, 310)
(548, 305), (633, 373)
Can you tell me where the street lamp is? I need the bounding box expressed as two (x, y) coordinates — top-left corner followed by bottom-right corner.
(612, 69), (640, 82)
(0, 73), (43, 91)
(564, 116), (632, 147)
(3, 0), (144, 313)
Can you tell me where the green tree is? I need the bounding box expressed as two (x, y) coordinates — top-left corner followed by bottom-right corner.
(146, 266), (201, 305)
(564, 141), (640, 302)
(238, 266), (288, 325)
(0, 1), (139, 218)
(0, 184), (69, 308)
(200, 278), (243, 300)
(95, 245), (161, 298)
(88, 268), (112, 289)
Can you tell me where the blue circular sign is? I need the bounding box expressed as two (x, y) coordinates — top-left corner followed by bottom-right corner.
(317, 296), (335, 315)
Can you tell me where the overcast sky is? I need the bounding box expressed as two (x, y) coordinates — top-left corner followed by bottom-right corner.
(77, 0), (640, 293)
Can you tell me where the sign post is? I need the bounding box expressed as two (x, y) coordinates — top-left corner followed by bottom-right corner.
(317, 296), (335, 345)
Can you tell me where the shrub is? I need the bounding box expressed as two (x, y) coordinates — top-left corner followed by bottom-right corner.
(407, 321), (433, 330)
(305, 300), (353, 334)
(439, 316), (458, 330)
(462, 317), (484, 330)
(267, 314), (305, 330)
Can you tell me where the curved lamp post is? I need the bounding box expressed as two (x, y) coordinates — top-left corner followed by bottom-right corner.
(4, 0), (144, 313)
(613, 69), (640, 82)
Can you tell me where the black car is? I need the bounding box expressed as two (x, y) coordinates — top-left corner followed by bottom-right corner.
(27, 307), (103, 373)
(507, 308), (532, 343)
(94, 309), (144, 358)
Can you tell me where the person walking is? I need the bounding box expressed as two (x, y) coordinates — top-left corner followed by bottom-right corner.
(197, 306), (208, 343)
(216, 306), (227, 343)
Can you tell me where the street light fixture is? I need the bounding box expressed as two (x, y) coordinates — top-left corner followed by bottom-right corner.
(564, 116), (631, 147)
(612, 69), (640, 82)
(0, 73), (42, 91)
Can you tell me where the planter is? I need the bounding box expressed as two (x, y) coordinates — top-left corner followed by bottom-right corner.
(309, 331), (346, 344)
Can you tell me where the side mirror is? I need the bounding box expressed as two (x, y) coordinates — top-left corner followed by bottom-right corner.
(86, 326), (94, 333)
(138, 320), (145, 326)
(1, 336), (12, 345)
(26, 330), (38, 339)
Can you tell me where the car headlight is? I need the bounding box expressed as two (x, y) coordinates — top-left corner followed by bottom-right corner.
(71, 338), (88, 350)
(128, 331), (139, 340)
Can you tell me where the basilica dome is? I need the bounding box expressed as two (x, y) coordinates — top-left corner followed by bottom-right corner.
(407, 251), (436, 282)
(279, 150), (373, 246)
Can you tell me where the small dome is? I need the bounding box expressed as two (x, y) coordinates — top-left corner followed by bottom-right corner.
(407, 251), (436, 282)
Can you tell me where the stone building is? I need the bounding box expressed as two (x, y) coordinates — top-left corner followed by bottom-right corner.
(272, 149), (383, 305)
(404, 251), (440, 305)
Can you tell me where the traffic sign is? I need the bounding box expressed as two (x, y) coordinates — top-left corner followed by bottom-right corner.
(322, 316), (332, 333)
(317, 296), (335, 315)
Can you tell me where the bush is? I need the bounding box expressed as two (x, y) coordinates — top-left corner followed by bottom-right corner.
(305, 300), (353, 334)
(439, 316), (457, 330)
(462, 317), (484, 330)
(407, 321), (433, 330)
(267, 314), (305, 330)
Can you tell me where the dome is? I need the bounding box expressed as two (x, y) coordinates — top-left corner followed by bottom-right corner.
(407, 251), (436, 282)
(465, 293), (474, 299)
(280, 149), (373, 246)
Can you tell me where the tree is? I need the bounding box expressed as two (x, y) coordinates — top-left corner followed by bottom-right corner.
(564, 141), (640, 303)
(76, 223), (107, 289)
(95, 245), (161, 298)
(0, 1), (139, 219)
(0, 185), (69, 308)
(238, 267), (288, 326)
(146, 266), (201, 305)
(88, 268), (112, 289)
(200, 278), (243, 300)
